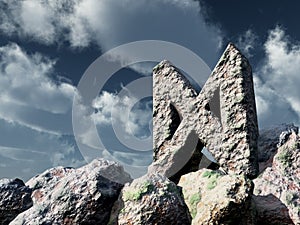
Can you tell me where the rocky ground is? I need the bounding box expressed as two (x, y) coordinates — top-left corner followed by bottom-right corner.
(1, 123), (299, 224)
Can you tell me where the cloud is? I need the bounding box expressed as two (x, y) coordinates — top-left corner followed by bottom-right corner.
(0, 0), (222, 67)
(254, 27), (300, 128)
(237, 29), (258, 58)
(0, 43), (75, 134)
(0, 0), (71, 44)
(92, 91), (152, 138)
(0, 43), (86, 180)
(72, 88), (153, 178)
(19, 1), (56, 44)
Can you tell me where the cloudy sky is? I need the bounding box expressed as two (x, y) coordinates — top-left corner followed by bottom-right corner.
(1, 0), (300, 180)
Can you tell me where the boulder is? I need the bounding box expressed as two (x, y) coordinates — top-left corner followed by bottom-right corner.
(252, 195), (294, 225)
(111, 174), (191, 225)
(257, 123), (298, 172)
(254, 132), (300, 224)
(0, 178), (32, 225)
(178, 169), (255, 225)
(10, 159), (132, 225)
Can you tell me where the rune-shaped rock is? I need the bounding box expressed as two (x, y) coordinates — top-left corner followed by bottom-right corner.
(151, 43), (259, 179)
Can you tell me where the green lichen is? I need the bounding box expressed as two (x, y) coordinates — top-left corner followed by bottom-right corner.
(202, 170), (220, 190)
(123, 181), (154, 201)
(277, 148), (293, 167)
(123, 191), (140, 201)
(120, 207), (126, 214)
(190, 208), (197, 219)
(207, 178), (218, 190)
(189, 193), (201, 219)
(202, 170), (215, 178)
(190, 193), (201, 205)
(202, 170), (219, 178)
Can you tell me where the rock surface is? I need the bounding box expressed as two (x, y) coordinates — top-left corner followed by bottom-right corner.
(254, 131), (300, 224)
(151, 43), (259, 180)
(257, 123), (298, 172)
(178, 169), (255, 225)
(111, 174), (191, 225)
(0, 178), (32, 225)
(10, 159), (132, 225)
(252, 195), (294, 225)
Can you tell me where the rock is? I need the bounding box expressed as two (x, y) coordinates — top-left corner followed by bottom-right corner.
(26, 166), (74, 202)
(254, 132), (300, 224)
(178, 169), (255, 225)
(257, 123), (298, 172)
(277, 125), (298, 147)
(253, 195), (294, 225)
(10, 159), (132, 225)
(0, 178), (32, 225)
(112, 174), (191, 225)
(151, 43), (259, 181)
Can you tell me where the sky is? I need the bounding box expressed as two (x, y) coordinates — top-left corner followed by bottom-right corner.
(1, 0), (300, 181)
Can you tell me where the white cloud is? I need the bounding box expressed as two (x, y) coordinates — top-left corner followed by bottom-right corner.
(254, 27), (300, 128)
(0, 43), (75, 134)
(0, 0), (222, 66)
(237, 29), (258, 58)
(72, 91), (152, 178)
(92, 91), (152, 139)
(0, 42), (85, 180)
(20, 1), (56, 44)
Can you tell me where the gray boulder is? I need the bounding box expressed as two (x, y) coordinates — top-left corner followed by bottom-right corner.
(257, 123), (298, 172)
(10, 159), (132, 225)
(0, 178), (32, 225)
(111, 174), (191, 225)
(253, 195), (294, 225)
(254, 131), (300, 224)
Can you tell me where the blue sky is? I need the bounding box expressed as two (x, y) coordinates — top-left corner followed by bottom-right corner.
(1, 0), (300, 180)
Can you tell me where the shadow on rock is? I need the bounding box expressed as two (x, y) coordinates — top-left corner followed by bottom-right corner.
(253, 194), (294, 225)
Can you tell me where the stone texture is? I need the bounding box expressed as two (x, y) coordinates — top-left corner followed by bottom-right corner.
(10, 159), (132, 225)
(257, 123), (298, 173)
(151, 43), (259, 180)
(253, 195), (294, 225)
(0, 178), (32, 225)
(111, 173), (191, 225)
(26, 166), (74, 198)
(178, 169), (255, 225)
(254, 132), (300, 224)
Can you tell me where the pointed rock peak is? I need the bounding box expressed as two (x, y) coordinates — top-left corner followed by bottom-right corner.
(218, 42), (247, 65)
(158, 59), (172, 66)
(153, 59), (174, 73)
(227, 42), (239, 50)
(224, 42), (244, 55)
(210, 42), (251, 82)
